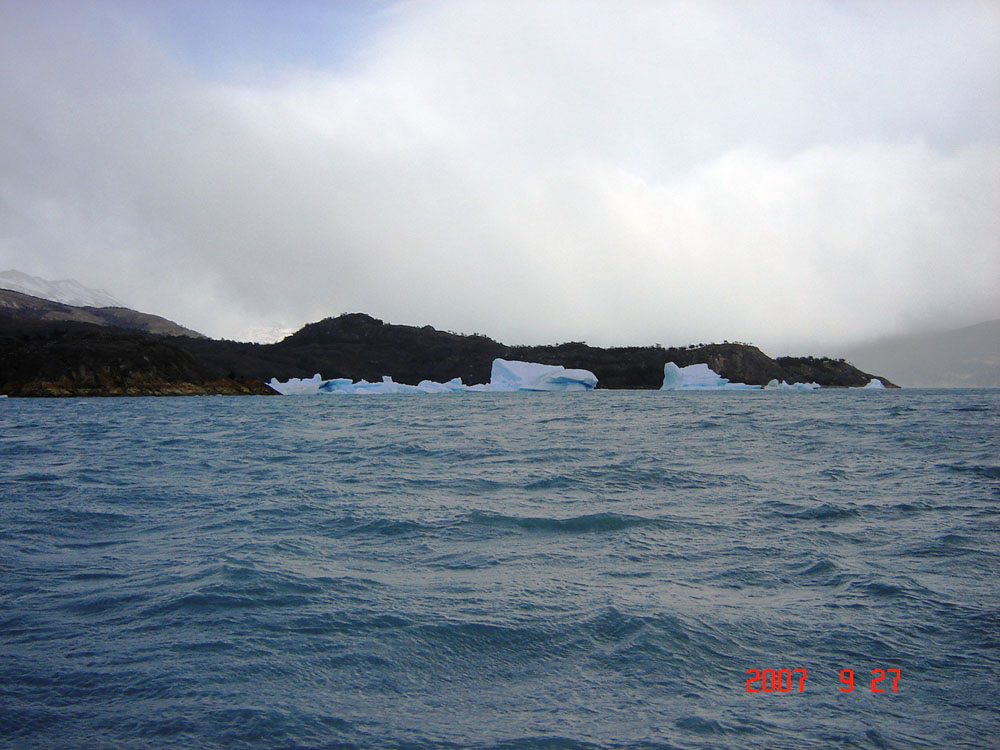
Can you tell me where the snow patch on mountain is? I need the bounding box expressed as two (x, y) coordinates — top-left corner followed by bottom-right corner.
(0, 270), (123, 308)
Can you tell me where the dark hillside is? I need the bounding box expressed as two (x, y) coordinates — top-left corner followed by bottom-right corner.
(174, 314), (893, 389)
(509, 341), (794, 389)
(273, 313), (508, 385)
(173, 313), (507, 385)
(0, 316), (273, 396)
(0, 308), (896, 395)
(776, 356), (883, 387)
(0, 289), (205, 337)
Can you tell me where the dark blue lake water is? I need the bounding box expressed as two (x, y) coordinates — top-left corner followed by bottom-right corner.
(1, 390), (998, 749)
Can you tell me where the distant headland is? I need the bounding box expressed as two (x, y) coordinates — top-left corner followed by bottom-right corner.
(0, 290), (895, 396)
(0, 293), (895, 396)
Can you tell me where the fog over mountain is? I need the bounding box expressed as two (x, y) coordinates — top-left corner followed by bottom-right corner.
(1, 1), (998, 352)
(842, 320), (1000, 388)
(0, 270), (123, 309)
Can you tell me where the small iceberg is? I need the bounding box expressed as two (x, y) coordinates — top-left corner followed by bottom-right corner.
(267, 373), (327, 395)
(764, 379), (821, 391)
(415, 377), (469, 394)
(660, 362), (759, 390)
(854, 378), (886, 389)
(267, 359), (598, 395)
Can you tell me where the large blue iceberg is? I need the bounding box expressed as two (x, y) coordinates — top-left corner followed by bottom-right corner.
(477, 359), (598, 392)
(267, 359), (598, 395)
(659, 362), (760, 390)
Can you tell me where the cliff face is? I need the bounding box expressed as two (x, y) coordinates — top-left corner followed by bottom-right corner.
(0, 310), (895, 396)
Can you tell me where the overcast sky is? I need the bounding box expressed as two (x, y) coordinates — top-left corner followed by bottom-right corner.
(1, 0), (998, 352)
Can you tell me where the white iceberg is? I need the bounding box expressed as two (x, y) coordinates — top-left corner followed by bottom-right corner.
(483, 359), (598, 392)
(347, 376), (403, 394)
(267, 373), (327, 395)
(855, 378), (886, 389)
(660, 362), (760, 390)
(266, 359), (598, 395)
(414, 377), (469, 393)
(764, 378), (821, 391)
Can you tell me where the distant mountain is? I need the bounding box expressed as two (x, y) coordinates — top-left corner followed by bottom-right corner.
(0, 270), (123, 308)
(842, 320), (999, 387)
(0, 288), (205, 338)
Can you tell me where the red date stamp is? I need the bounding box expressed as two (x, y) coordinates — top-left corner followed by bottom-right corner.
(746, 668), (901, 693)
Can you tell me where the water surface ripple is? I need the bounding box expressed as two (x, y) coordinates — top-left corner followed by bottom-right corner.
(1, 390), (997, 749)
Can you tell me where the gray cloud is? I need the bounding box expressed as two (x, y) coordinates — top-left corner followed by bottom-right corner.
(1, 0), (998, 351)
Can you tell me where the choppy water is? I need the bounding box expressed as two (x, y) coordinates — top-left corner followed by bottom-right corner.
(1, 390), (998, 749)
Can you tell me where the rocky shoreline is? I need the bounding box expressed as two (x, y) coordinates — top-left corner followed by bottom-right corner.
(6, 379), (276, 398)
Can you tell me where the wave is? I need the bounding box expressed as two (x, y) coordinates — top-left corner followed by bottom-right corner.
(764, 501), (860, 521)
(3, 390), (997, 750)
(484, 737), (605, 750)
(466, 511), (666, 534)
(305, 510), (677, 541)
(951, 404), (993, 412)
(943, 462), (1000, 479)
